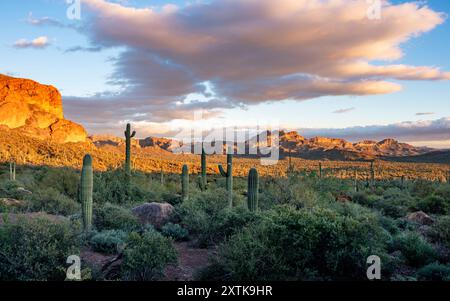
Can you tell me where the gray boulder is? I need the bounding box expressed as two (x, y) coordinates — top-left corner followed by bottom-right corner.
(131, 202), (175, 228)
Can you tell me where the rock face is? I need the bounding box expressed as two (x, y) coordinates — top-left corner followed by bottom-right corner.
(131, 202), (175, 229)
(0, 74), (87, 143)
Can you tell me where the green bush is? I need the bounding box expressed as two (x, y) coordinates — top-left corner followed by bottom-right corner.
(121, 230), (177, 281)
(393, 232), (437, 267)
(416, 195), (448, 215)
(180, 189), (258, 247)
(26, 187), (80, 216)
(161, 223), (189, 241)
(429, 216), (450, 248)
(94, 203), (140, 231)
(38, 168), (79, 199)
(417, 262), (450, 281)
(0, 217), (81, 280)
(90, 230), (128, 254)
(199, 206), (389, 281)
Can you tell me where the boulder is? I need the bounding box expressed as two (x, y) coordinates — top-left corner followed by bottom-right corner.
(131, 202), (175, 228)
(407, 211), (434, 225)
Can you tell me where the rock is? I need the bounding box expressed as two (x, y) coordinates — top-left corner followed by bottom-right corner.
(407, 211), (434, 225)
(16, 187), (32, 194)
(0, 74), (87, 143)
(131, 202), (175, 228)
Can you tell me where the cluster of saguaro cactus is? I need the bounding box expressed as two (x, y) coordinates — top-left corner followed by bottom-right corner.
(247, 168), (259, 212)
(218, 147), (233, 208)
(182, 164), (189, 201)
(9, 161), (16, 181)
(124, 123), (136, 175)
(80, 154), (93, 232)
(200, 147), (207, 191)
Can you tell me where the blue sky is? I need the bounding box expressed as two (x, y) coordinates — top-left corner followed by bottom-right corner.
(0, 0), (449, 147)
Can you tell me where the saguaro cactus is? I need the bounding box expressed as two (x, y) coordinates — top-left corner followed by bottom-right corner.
(247, 168), (259, 212)
(160, 167), (165, 185)
(80, 154), (93, 232)
(218, 147), (233, 208)
(9, 161), (16, 181)
(354, 169), (358, 192)
(370, 161), (375, 187)
(124, 123), (136, 175)
(181, 164), (189, 201)
(319, 162), (323, 179)
(200, 147), (207, 191)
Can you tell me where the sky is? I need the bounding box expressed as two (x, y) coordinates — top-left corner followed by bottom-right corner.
(0, 0), (449, 148)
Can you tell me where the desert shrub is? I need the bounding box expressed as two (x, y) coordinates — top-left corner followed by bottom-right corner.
(393, 232), (437, 267)
(39, 168), (79, 199)
(351, 191), (373, 207)
(161, 223), (189, 241)
(374, 201), (408, 218)
(121, 230), (177, 281)
(434, 184), (450, 203)
(26, 187), (80, 216)
(411, 180), (435, 198)
(93, 171), (154, 204)
(94, 203), (139, 231)
(0, 218), (81, 280)
(415, 195), (448, 215)
(417, 262), (450, 281)
(429, 216), (450, 248)
(379, 216), (400, 235)
(90, 230), (128, 254)
(199, 206), (389, 281)
(180, 189), (259, 247)
(0, 180), (24, 199)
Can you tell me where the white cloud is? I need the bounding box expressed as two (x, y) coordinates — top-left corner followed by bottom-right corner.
(13, 36), (50, 49)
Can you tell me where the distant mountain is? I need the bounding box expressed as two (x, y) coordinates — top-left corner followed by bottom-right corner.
(383, 150), (450, 164)
(89, 130), (437, 162)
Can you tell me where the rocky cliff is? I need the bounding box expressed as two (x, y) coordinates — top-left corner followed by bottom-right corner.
(0, 74), (87, 143)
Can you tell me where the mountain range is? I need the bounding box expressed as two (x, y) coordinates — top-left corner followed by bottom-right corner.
(0, 74), (447, 163)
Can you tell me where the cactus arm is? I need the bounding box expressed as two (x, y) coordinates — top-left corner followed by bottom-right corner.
(131, 131), (136, 138)
(218, 164), (228, 177)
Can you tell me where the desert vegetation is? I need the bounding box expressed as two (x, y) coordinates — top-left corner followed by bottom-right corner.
(0, 126), (449, 281)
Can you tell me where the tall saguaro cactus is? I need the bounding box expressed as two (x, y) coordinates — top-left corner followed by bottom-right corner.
(124, 123), (136, 175)
(319, 162), (323, 179)
(354, 169), (358, 192)
(160, 167), (165, 185)
(80, 154), (93, 232)
(200, 147), (207, 191)
(370, 161), (375, 187)
(218, 147), (233, 208)
(247, 168), (259, 212)
(9, 161), (16, 181)
(182, 164), (189, 201)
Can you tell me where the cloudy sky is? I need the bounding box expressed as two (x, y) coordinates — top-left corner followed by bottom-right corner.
(1, 0), (449, 148)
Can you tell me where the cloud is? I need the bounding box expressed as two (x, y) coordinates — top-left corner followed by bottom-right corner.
(296, 118), (450, 146)
(13, 36), (50, 49)
(26, 13), (65, 27)
(63, 0), (449, 127)
(416, 112), (435, 116)
(333, 108), (355, 114)
(64, 46), (104, 53)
